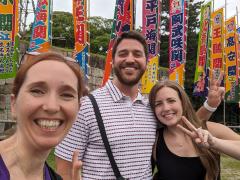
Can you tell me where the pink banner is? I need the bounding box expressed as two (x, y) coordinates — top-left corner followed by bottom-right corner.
(168, 0), (188, 87)
(169, 0), (187, 72)
(142, 0), (161, 60)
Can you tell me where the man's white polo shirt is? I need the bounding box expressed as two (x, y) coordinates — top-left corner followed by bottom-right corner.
(55, 80), (157, 179)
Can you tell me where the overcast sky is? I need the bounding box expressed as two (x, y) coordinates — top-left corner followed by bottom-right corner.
(28, 0), (240, 27)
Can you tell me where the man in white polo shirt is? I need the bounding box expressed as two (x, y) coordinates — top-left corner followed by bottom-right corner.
(55, 31), (224, 179)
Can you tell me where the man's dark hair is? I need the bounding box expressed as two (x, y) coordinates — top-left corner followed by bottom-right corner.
(112, 31), (148, 60)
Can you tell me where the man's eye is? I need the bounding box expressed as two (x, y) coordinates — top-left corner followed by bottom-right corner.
(118, 52), (128, 57)
(133, 52), (143, 57)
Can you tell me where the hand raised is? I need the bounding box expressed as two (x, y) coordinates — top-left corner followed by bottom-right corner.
(207, 70), (225, 108)
(72, 151), (82, 180)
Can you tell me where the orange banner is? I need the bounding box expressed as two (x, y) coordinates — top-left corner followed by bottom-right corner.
(210, 8), (224, 78)
(73, 0), (89, 79)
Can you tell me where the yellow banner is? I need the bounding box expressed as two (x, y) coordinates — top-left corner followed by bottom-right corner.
(169, 63), (185, 87)
(225, 17), (238, 102)
(141, 56), (159, 94)
(210, 8), (224, 78)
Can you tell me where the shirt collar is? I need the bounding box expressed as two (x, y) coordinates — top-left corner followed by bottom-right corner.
(106, 80), (149, 106)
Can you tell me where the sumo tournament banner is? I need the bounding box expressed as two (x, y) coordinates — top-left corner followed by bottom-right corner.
(224, 17), (238, 103)
(193, 2), (211, 97)
(0, 0), (19, 79)
(210, 8), (224, 79)
(102, 0), (134, 86)
(141, 0), (161, 93)
(28, 0), (52, 52)
(73, 0), (89, 80)
(168, 0), (188, 87)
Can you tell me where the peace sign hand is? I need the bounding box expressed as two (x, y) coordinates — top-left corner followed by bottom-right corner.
(72, 150), (82, 180)
(207, 70), (225, 108)
(177, 116), (216, 148)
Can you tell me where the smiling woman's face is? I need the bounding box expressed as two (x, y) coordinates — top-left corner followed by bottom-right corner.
(11, 60), (79, 151)
(154, 87), (183, 127)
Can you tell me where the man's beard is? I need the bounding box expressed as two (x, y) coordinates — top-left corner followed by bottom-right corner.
(113, 62), (145, 86)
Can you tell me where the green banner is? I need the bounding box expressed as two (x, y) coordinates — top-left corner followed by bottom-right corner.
(0, 0), (19, 79)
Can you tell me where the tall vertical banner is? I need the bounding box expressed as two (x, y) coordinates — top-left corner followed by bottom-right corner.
(168, 0), (188, 87)
(102, 0), (134, 86)
(193, 2), (211, 96)
(73, 0), (88, 80)
(210, 8), (224, 78)
(225, 17), (238, 103)
(0, 0), (19, 79)
(141, 0), (161, 93)
(141, 56), (159, 93)
(28, 0), (52, 52)
(237, 27), (240, 97)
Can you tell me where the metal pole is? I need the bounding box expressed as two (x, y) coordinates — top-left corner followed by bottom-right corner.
(237, 6), (240, 111)
(87, 0), (90, 80)
(19, 0), (23, 34)
(50, 0), (53, 46)
(31, 0), (36, 14)
(223, 0), (227, 125)
(237, 6), (239, 27)
(213, 0), (214, 11)
(22, 0), (29, 35)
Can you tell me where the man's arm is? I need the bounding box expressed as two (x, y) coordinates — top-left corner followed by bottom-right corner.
(55, 156), (72, 180)
(196, 71), (224, 121)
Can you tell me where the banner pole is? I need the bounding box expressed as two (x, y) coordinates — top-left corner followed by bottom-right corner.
(223, 0), (227, 125)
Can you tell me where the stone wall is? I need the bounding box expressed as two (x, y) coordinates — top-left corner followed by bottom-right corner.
(0, 80), (12, 121)
(88, 67), (104, 90)
(0, 79), (14, 136)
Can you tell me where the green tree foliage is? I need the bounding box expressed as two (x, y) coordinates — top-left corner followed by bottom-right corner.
(51, 12), (112, 55)
(52, 11), (75, 48)
(89, 16), (112, 55)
